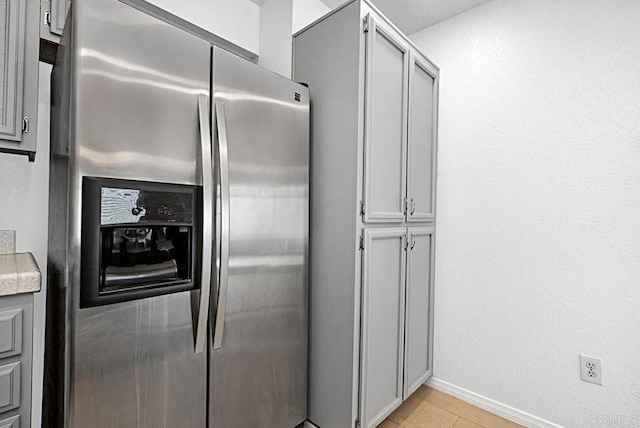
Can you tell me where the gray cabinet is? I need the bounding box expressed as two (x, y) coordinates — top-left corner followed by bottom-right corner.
(0, 0), (26, 143)
(407, 54), (438, 222)
(0, 0), (39, 160)
(40, 0), (70, 43)
(0, 294), (33, 428)
(404, 227), (435, 398)
(293, 1), (438, 427)
(363, 15), (408, 223)
(0, 309), (22, 360)
(360, 229), (406, 428)
(0, 362), (20, 414)
(363, 15), (438, 225)
(0, 415), (18, 428)
(360, 226), (435, 428)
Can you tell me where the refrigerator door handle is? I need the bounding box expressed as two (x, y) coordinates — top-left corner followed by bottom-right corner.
(212, 99), (230, 350)
(194, 94), (214, 354)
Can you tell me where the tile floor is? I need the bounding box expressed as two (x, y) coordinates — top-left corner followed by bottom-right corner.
(380, 386), (524, 428)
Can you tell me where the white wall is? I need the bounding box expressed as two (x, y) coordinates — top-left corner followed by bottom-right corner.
(410, 1), (640, 426)
(293, 0), (330, 34)
(258, 0), (294, 77)
(257, 0), (329, 77)
(0, 62), (51, 427)
(148, 0), (260, 55)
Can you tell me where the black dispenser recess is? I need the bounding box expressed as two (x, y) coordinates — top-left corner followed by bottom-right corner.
(81, 177), (200, 308)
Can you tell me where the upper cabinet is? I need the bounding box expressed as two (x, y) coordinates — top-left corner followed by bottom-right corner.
(407, 52), (438, 222)
(0, 0), (27, 143)
(0, 0), (40, 160)
(362, 13), (438, 224)
(363, 15), (409, 223)
(40, 0), (70, 43)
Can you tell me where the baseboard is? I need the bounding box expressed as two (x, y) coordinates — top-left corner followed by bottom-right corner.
(426, 377), (564, 428)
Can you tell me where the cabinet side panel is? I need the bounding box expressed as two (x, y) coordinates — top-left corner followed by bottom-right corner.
(293, 3), (361, 427)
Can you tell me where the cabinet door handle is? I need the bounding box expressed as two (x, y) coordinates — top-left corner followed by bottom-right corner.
(410, 198), (416, 215)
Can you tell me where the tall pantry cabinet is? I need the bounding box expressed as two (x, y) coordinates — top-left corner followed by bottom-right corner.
(293, 1), (439, 428)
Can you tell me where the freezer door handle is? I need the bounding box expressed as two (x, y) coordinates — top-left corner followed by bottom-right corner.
(194, 94), (213, 354)
(212, 99), (230, 350)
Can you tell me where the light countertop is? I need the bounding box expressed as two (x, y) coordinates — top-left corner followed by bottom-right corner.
(0, 253), (41, 296)
(0, 230), (41, 296)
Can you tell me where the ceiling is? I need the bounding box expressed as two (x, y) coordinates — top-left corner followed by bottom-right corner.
(320, 0), (492, 34)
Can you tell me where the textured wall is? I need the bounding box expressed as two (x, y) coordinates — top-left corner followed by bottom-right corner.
(258, 0), (294, 77)
(258, 0), (330, 78)
(410, 1), (640, 426)
(293, 0), (330, 33)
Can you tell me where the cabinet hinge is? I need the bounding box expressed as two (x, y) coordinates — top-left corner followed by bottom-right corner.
(22, 117), (29, 135)
(360, 201), (365, 217)
(355, 420), (361, 428)
(363, 16), (369, 33)
(44, 10), (51, 27)
(359, 235), (364, 251)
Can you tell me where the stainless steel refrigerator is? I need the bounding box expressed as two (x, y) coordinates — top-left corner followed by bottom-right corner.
(44, 0), (309, 426)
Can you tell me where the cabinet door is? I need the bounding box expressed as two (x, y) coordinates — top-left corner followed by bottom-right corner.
(41, 0), (70, 42)
(50, 0), (70, 36)
(0, 362), (20, 413)
(362, 14), (409, 223)
(407, 52), (438, 222)
(0, 415), (19, 428)
(404, 227), (435, 398)
(0, 0), (26, 143)
(359, 228), (406, 428)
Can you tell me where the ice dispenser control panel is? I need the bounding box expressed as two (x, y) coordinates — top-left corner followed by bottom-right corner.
(81, 177), (200, 308)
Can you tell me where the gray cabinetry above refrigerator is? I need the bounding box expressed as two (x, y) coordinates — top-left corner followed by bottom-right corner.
(0, 0), (39, 160)
(40, 0), (70, 43)
(293, 2), (438, 428)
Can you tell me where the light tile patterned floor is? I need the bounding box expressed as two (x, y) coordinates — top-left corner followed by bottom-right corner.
(379, 386), (524, 428)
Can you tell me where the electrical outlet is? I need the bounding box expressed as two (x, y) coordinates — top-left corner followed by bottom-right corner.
(580, 355), (603, 385)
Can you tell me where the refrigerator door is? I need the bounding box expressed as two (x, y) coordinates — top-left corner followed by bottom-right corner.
(209, 47), (309, 428)
(56, 0), (211, 426)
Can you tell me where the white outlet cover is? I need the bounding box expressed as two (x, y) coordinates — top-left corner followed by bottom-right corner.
(580, 354), (603, 385)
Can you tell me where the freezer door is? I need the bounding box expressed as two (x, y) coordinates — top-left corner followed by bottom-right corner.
(59, 0), (211, 426)
(209, 47), (309, 428)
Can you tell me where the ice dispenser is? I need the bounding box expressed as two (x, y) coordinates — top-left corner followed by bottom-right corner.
(81, 177), (200, 307)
